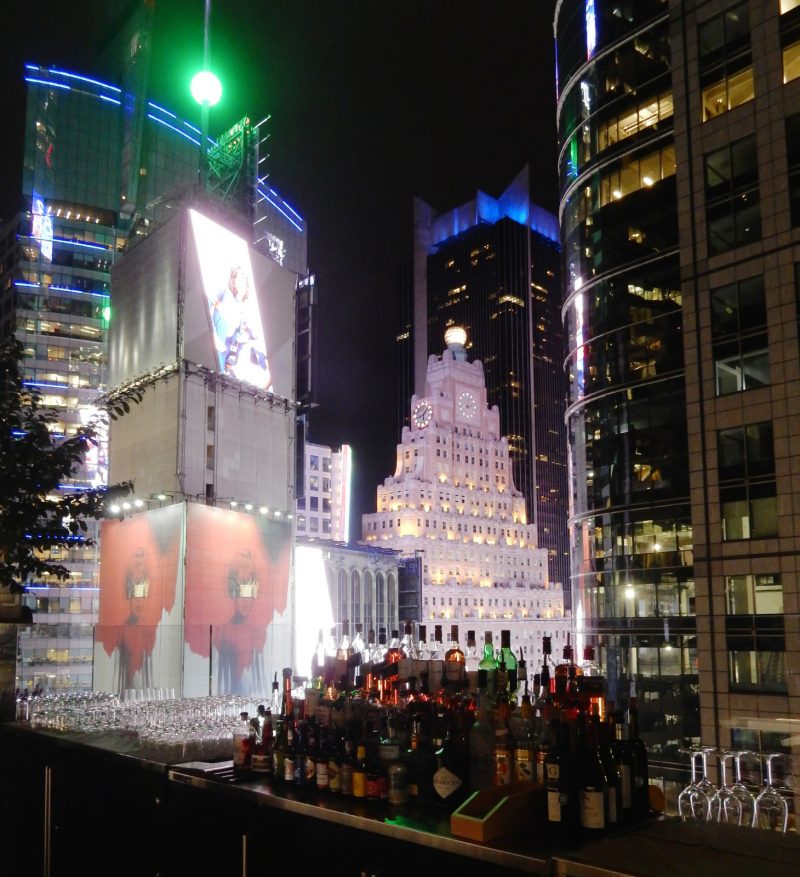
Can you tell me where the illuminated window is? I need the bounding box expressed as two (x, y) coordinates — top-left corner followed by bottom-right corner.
(725, 574), (782, 615)
(702, 66), (753, 120)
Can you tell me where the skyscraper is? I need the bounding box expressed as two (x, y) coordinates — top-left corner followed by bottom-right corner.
(409, 167), (570, 596)
(365, 327), (570, 669)
(3, 38), (308, 691)
(556, 0), (799, 792)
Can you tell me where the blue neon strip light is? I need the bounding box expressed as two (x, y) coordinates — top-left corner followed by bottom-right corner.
(52, 237), (108, 251)
(147, 113), (200, 147)
(47, 67), (121, 93)
(24, 381), (68, 389)
(11, 430), (26, 437)
(25, 77), (70, 91)
(586, 0), (597, 58)
(15, 281), (109, 298)
(58, 484), (95, 491)
(99, 94), (121, 106)
(258, 189), (303, 232)
(268, 188), (303, 222)
(184, 121), (202, 135)
(148, 100), (176, 119)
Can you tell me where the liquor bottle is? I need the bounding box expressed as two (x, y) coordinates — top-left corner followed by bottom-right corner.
(611, 709), (634, 822)
(280, 666), (294, 720)
(295, 719), (314, 788)
(251, 708), (273, 775)
(327, 727), (342, 793)
(432, 721), (470, 810)
(282, 720), (297, 785)
(492, 693), (514, 786)
(405, 716), (436, 804)
(352, 742), (368, 799)
(232, 711), (254, 770)
(385, 629), (404, 664)
(315, 723), (330, 792)
(365, 735), (388, 800)
(428, 625), (445, 693)
(399, 620), (416, 657)
(545, 716), (577, 845)
(270, 671), (281, 715)
(387, 758), (409, 805)
(444, 624), (466, 685)
(597, 711), (622, 830)
(468, 691), (495, 792)
(272, 716), (287, 782)
(581, 644), (602, 676)
(628, 686), (650, 820)
(478, 631), (498, 701)
(339, 728), (355, 796)
(553, 633), (575, 706)
(373, 629), (388, 664)
(416, 623), (429, 661)
(513, 693), (536, 783)
(578, 711), (608, 837)
(499, 630), (518, 697)
(517, 647), (527, 693)
(311, 628), (327, 683)
(336, 619), (351, 660)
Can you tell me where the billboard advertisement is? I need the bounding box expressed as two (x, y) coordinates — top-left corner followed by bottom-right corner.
(94, 505), (183, 694)
(184, 209), (296, 399)
(183, 504), (292, 697)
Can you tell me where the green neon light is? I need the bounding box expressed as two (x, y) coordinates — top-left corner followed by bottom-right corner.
(190, 70), (222, 107)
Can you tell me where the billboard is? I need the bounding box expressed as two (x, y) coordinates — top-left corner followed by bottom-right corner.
(183, 504), (293, 696)
(184, 209), (296, 399)
(94, 505), (183, 694)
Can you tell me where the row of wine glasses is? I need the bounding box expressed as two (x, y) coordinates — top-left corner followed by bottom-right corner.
(678, 746), (791, 833)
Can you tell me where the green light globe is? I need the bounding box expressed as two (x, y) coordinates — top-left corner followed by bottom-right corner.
(190, 70), (222, 107)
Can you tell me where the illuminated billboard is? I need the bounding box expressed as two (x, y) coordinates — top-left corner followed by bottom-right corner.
(31, 191), (53, 262)
(184, 209), (296, 398)
(183, 504), (292, 696)
(94, 505), (183, 694)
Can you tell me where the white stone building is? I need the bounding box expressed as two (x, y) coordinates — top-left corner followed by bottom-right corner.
(362, 328), (572, 671)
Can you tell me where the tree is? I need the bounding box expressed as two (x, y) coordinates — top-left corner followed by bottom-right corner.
(0, 335), (139, 593)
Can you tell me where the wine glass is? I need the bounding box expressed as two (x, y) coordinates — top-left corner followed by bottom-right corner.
(753, 753), (789, 833)
(678, 748), (712, 822)
(729, 750), (758, 827)
(708, 750), (742, 825)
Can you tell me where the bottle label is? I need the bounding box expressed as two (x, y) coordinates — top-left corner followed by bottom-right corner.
(580, 789), (605, 829)
(328, 760), (340, 792)
(547, 789), (564, 822)
(232, 736), (251, 767)
(304, 755), (316, 783)
(283, 755), (296, 783)
(513, 749), (534, 783)
(494, 751), (512, 785)
(433, 765), (463, 800)
(352, 771), (367, 798)
(316, 760), (329, 790)
(251, 753), (271, 773)
(339, 763), (353, 796)
(618, 764), (632, 808)
(388, 764), (409, 805)
(546, 763), (560, 782)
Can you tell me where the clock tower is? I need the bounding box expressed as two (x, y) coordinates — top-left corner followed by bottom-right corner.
(363, 327), (571, 673)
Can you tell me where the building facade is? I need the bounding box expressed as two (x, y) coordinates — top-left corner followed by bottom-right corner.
(3, 59), (308, 692)
(555, 0), (799, 795)
(295, 442), (353, 543)
(364, 328), (571, 670)
(409, 168), (570, 597)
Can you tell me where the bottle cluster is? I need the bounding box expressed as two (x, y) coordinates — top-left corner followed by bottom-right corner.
(231, 625), (652, 843)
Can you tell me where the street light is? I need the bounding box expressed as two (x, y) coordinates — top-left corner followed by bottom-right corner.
(191, 0), (222, 185)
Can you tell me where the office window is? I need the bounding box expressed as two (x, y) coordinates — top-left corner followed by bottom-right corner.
(699, 2), (752, 120)
(725, 574), (783, 615)
(787, 114), (800, 225)
(711, 277), (768, 394)
(728, 649), (787, 692)
(718, 421), (777, 540)
(705, 136), (760, 254)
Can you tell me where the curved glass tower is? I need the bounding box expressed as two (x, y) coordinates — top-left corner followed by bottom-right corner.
(556, 1), (800, 803)
(555, 0), (698, 778)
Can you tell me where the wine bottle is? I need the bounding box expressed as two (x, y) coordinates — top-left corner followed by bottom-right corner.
(499, 630), (518, 698)
(352, 742), (368, 799)
(578, 711), (608, 837)
(628, 687), (650, 820)
(545, 716), (577, 845)
(468, 692), (495, 791)
(444, 624), (466, 686)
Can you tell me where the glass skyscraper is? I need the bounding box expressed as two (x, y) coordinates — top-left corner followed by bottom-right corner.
(556, 0), (798, 798)
(410, 167), (571, 594)
(2, 48), (308, 692)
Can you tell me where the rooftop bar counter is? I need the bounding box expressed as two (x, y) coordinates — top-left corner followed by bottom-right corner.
(1, 722), (798, 877)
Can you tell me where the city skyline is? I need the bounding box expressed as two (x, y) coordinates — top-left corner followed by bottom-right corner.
(0, 0), (560, 535)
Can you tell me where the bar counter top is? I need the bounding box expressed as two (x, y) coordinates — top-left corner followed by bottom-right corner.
(2, 721), (799, 877)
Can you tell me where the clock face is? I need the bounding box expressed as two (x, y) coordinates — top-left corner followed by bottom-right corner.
(412, 399), (433, 428)
(457, 391), (478, 419)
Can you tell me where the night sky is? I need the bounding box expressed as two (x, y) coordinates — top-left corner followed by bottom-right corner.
(0, 0), (559, 536)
